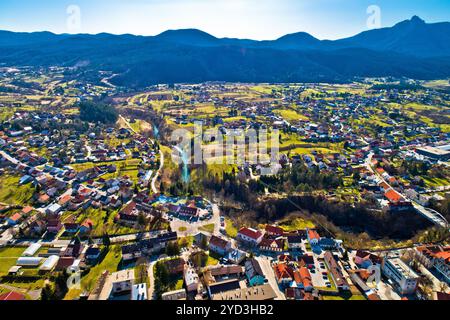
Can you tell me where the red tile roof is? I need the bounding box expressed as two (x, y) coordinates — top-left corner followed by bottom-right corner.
(385, 189), (403, 203)
(9, 213), (22, 221)
(307, 229), (320, 241)
(238, 227), (262, 240)
(265, 225), (284, 236)
(273, 263), (294, 282)
(21, 206), (33, 214)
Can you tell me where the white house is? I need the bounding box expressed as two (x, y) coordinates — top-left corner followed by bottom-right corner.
(237, 227), (263, 245)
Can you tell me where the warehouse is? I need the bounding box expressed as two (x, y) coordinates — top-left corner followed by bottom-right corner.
(16, 257), (43, 267)
(416, 146), (450, 161)
(39, 255), (60, 271)
(23, 243), (42, 257)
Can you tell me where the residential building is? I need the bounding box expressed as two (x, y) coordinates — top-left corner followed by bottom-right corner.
(382, 257), (419, 295)
(209, 235), (232, 256)
(324, 251), (350, 291)
(237, 227), (263, 245)
(245, 258), (266, 286)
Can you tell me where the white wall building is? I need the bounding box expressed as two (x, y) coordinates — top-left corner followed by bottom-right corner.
(382, 257), (419, 295)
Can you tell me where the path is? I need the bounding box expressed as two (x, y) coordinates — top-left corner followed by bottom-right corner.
(151, 149), (164, 194)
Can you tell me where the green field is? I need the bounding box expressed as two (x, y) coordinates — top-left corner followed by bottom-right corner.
(0, 174), (35, 206)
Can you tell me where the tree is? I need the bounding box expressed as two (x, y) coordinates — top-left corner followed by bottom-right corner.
(78, 101), (118, 124)
(166, 241), (180, 256)
(137, 213), (147, 229)
(41, 284), (55, 300)
(102, 233), (111, 247)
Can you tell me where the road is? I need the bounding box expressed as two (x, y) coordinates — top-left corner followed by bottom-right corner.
(119, 115), (137, 134)
(365, 152), (448, 229)
(418, 264), (450, 294)
(255, 256), (286, 300)
(170, 204), (221, 237)
(147, 260), (157, 300)
(151, 149), (164, 194)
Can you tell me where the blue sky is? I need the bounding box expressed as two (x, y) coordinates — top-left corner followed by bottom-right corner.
(0, 0), (448, 40)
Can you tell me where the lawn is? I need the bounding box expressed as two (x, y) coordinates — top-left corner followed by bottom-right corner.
(224, 217), (238, 238)
(74, 207), (138, 237)
(64, 245), (122, 299)
(199, 223), (215, 233)
(0, 174), (35, 206)
(0, 247), (26, 276)
(273, 109), (308, 121)
(278, 217), (315, 232)
(206, 254), (220, 267)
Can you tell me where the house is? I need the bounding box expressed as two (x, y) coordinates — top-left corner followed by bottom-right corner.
(237, 227), (263, 245)
(287, 235), (303, 251)
(178, 205), (199, 218)
(209, 265), (244, 279)
(111, 269), (135, 295)
(307, 229), (320, 246)
(58, 194), (72, 207)
(209, 235), (232, 256)
(79, 219), (94, 234)
(21, 206), (34, 215)
(324, 251), (349, 291)
(245, 258), (266, 286)
(85, 246), (101, 263)
(292, 267), (313, 291)
(354, 250), (382, 269)
(258, 238), (285, 253)
(285, 287), (315, 300)
(7, 212), (23, 226)
(63, 238), (84, 258)
(207, 279), (241, 297)
(30, 220), (46, 235)
(163, 258), (185, 275)
(193, 231), (210, 247)
(273, 263), (294, 286)
(118, 201), (139, 225)
(265, 225), (284, 237)
(38, 194), (50, 204)
(46, 203), (62, 215)
(382, 256), (419, 295)
(319, 237), (339, 250)
(415, 245), (450, 284)
(121, 243), (142, 261)
(226, 248), (247, 264)
(64, 223), (79, 234)
(46, 217), (62, 233)
(162, 289), (187, 301)
(184, 267), (200, 293)
(131, 283), (148, 300)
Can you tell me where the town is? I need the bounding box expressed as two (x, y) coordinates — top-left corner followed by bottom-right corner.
(0, 66), (449, 301)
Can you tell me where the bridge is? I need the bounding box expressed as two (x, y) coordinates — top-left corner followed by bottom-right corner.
(413, 204), (449, 229)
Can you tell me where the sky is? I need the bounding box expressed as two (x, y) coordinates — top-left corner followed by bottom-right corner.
(0, 0), (449, 40)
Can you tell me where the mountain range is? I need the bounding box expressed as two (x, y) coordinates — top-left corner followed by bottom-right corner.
(0, 16), (449, 87)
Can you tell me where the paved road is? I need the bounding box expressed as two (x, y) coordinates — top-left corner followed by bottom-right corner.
(365, 152), (448, 229)
(255, 256), (285, 300)
(376, 281), (401, 300)
(418, 264), (450, 294)
(151, 149), (164, 194)
(170, 204), (221, 237)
